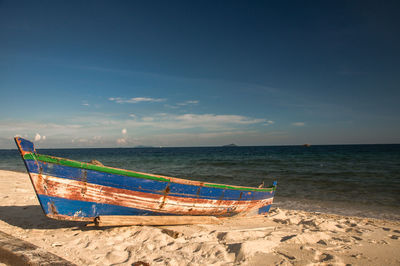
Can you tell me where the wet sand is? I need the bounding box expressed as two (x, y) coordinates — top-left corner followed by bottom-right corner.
(0, 170), (399, 265)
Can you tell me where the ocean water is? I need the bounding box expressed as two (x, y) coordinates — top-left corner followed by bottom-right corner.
(1, 144), (399, 220)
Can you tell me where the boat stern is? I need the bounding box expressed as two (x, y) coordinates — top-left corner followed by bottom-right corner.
(257, 181), (277, 215)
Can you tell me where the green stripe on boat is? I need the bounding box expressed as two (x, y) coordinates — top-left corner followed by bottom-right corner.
(24, 153), (170, 182)
(23, 153), (274, 192)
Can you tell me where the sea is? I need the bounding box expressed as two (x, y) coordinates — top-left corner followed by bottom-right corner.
(1, 144), (399, 220)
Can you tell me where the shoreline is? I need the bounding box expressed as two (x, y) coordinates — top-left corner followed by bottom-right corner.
(2, 167), (398, 222)
(1, 169), (399, 265)
(275, 197), (400, 222)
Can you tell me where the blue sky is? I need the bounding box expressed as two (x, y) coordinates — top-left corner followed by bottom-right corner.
(1, 1), (399, 148)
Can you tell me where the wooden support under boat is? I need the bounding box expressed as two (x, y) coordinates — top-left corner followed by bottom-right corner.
(88, 215), (222, 227)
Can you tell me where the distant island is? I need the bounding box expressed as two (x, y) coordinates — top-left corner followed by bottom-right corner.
(222, 143), (238, 147)
(134, 145), (154, 148)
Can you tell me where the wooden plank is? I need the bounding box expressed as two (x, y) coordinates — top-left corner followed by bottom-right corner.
(89, 215), (222, 226)
(0, 230), (75, 266)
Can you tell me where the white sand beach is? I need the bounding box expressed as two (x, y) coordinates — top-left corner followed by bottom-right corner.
(0, 170), (399, 265)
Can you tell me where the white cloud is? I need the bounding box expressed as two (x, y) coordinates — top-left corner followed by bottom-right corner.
(112, 113), (270, 133)
(142, 117), (154, 122)
(292, 122), (305, 126)
(177, 100), (199, 106)
(123, 113), (268, 131)
(164, 104), (179, 109)
(74, 138), (88, 143)
(116, 138), (127, 145)
(0, 112), (272, 148)
(0, 113), (267, 134)
(174, 114), (266, 125)
(34, 133), (41, 141)
(165, 100), (199, 109)
(109, 97), (166, 104)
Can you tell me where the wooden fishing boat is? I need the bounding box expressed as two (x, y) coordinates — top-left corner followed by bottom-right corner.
(15, 137), (277, 224)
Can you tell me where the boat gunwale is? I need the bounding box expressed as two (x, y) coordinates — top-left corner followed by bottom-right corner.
(22, 152), (276, 192)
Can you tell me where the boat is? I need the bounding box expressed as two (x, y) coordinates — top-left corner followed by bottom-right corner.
(222, 143), (238, 147)
(15, 137), (277, 224)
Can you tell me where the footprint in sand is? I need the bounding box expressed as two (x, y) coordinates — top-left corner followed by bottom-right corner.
(319, 253), (334, 262)
(345, 227), (363, 234)
(352, 236), (363, 241)
(332, 236), (351, 243)
(351, 253), (363, 259)
(280, 234), (297, 242)
(105, 250), (130, 264)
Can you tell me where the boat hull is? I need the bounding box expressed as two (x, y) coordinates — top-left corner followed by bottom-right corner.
(15, 137), (277, 221)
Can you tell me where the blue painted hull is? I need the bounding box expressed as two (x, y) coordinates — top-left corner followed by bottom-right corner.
(15, 137), (277, 221)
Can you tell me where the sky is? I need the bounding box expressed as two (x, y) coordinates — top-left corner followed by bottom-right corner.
(1, 1), (399, 148)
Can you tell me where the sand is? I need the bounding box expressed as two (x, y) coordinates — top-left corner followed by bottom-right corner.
(0, 169), (399, 265)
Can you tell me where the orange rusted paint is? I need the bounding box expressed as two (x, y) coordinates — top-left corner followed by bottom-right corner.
(15, 137), (277, 221)
(30, 173), (272, 216)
